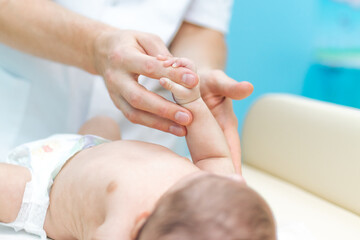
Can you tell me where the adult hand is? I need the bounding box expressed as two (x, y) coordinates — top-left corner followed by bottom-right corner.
(92, 30), (199, 136)
(199, 69), (254, 174)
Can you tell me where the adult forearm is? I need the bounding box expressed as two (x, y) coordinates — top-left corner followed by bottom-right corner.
(0, 0), (113, 74)
(169, 22), (227, 71)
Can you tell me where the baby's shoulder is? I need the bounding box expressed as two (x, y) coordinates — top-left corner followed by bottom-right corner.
(88, 139), (192, 168)
(102, 139), (180, 157)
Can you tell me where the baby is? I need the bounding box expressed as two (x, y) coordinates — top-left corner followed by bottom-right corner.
(0, 57), (276, 240)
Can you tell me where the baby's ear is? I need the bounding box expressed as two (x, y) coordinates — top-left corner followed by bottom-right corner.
(130, 211), (151, 240)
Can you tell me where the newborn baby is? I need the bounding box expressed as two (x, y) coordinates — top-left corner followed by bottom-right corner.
(0, 58), (276, 240)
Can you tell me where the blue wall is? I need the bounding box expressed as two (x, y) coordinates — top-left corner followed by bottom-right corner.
(226, 0), (317, 134)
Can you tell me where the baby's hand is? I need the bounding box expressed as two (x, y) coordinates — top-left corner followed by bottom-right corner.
(159, 55), (197, 73)
(157, 56), (200, 105)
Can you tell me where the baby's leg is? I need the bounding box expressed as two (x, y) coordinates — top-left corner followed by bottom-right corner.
(0, 163), (31, 223)
(78, 116), (121, 141)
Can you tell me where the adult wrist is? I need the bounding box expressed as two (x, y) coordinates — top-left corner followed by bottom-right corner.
(88, 25), (118, 75)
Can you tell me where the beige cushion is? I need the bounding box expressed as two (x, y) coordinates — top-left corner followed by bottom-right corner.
(242, 94), (360, 215)
(243, 164), (360, 240)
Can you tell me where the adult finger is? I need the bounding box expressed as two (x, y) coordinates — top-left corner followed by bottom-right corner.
(111, 95), (187, 136)
(124, 52), (199, 88)
(157, 54), (170, 61)
(137, 33), (172, 58)
(208, 71), (254, 100)
(116, 74), (193, 126)
(223, 123), (242, 175)
(212, 99), (242, 174)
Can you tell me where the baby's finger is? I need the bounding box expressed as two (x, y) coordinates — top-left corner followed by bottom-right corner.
(172, 58), (197, 72)
(171, 58), (181, 68)
(160, 77), (199, 105)
(164, 58), (176, 67)
(159, 77), (188, 97)
(125, 53), (198, 88)
(156, 55), (177, 67)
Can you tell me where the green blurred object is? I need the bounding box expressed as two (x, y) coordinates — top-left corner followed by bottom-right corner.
(316, 0), (360, 68)
(316, 48), (360, 69)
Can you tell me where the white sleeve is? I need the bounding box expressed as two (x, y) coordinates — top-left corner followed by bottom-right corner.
(184, 0), (234, 33)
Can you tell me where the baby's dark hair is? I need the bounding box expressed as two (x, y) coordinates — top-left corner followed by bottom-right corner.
(136, 174), (276, 240)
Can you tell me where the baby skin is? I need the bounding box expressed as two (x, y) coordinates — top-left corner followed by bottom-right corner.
(1, 58), (276, 240)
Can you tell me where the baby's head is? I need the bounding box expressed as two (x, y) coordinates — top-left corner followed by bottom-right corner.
(135, 174), (276, 240)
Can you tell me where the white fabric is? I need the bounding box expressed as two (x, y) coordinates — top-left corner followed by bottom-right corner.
(0, 134), (108, 239)
(0, 0), (233, 158)
(185, 0), (233, 33)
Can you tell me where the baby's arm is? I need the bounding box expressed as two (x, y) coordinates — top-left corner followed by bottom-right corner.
(159, 57), (235, 175)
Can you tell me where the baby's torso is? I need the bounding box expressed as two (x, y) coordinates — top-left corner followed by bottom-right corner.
(45, 140), (199, 240)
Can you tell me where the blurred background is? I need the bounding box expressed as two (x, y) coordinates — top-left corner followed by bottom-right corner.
(226, 0), (360, 134)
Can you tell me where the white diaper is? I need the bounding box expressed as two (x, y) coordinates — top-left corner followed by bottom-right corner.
(0, 134), (108, 239)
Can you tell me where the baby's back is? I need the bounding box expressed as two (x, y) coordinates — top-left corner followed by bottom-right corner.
(44, 140), (199, 240)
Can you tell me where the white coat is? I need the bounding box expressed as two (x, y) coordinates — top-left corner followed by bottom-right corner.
(0, 0), (233, 157)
